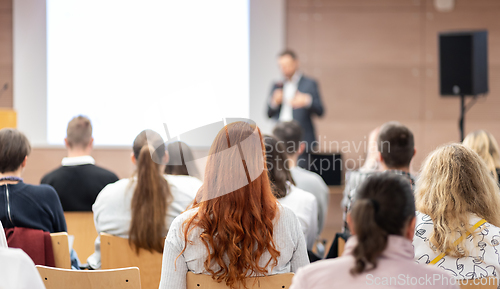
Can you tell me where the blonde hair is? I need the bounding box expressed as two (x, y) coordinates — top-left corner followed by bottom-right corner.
(66, 115), (92, 148)
(415, 144), (500, 258)
(463, 130), (500, 180)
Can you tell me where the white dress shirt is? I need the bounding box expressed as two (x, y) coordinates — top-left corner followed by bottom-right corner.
(279, 72), (302, 121)
(61, 155), (96, 166)
(278, 183), (318, 250)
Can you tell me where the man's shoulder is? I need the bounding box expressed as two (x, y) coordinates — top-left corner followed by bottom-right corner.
(89, 165), (119, 180)
(291, 167), (327, 189)
(299, 74), (318, 85)
(41, 166), (66, 183)
(292, 166), (321, 180)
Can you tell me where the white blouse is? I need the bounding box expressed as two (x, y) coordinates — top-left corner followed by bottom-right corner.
(87, 175), (201, 269)
(0, 248), (47, 289)
(278, 184), (318, 250)
(159, 205), (310, 289)
(413, 211), (500, 279)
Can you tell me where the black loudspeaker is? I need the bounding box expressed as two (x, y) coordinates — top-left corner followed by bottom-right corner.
(439, 30), (488, 96)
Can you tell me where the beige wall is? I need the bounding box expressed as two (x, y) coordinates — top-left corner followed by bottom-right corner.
(0, 0), (12, 108)
(287, 0), (500, 173)
(22, 147), (209, 185)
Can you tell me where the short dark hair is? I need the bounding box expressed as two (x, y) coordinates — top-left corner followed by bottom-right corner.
(279, 49), (297, 60)
(0, 128), (31, 173)
(272, 121), (303, 155)
(67, 115), (92, 149)
(377, 121), (414, 169)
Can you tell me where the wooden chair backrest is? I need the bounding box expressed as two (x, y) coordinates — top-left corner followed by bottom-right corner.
(186, 272), (294, 289)
(64, 212), (97, 261)
(337, 237), (345, 257)
(459, 278), (498, 289)
(100, 233), (163, 289)
(36, 265), (141, 289)
(50, 232), (71, 269)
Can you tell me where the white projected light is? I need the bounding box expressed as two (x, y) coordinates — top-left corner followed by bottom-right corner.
(47, 0), (249, 146)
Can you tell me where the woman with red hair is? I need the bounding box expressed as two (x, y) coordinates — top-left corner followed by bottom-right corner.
(159, 121), (309, 289)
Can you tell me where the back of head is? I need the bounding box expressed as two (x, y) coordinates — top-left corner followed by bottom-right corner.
(181, 121), (280, 289)
(415, 144), (500, 257)
(66, 116), (92, 149)
(350, 172), (415, 275)
(463, 130), (500, 179)
(164, 141), (201, 179)
(264, 135), (294, 198)
(129, 130), (171, 253)
(377, 121), (414, 169)
(272, 121), (303, 156)
(0, 129), (31, 173)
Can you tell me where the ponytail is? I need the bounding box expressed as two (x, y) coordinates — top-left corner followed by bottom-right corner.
(129, 145), (172, 253)
(350, 199), (388, 275)
(348, 173), (416, 275)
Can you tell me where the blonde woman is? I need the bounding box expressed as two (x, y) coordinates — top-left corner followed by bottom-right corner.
(463, 130), (500, 183)
(413, 144), (500, 280)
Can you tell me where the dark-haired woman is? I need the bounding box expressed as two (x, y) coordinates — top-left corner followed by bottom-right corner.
(159, 121), (309, 289)
(164, 141), (202, 180)
(290, 173), (459, 289)
(264, 135), (318, 250)
(87, 130), (198, 269)
(0, 129), (66, 233)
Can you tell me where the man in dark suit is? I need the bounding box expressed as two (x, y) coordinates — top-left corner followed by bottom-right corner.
(267, 50), (325, 169)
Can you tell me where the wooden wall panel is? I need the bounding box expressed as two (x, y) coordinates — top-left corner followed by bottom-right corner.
(314, 66), (421, 121)
(287, 0), (500, 174)
(22, 147), (208, 186)
(0, 0), (13, 108)
(310, 9), (421, 66)
(6, 0), (500, 183)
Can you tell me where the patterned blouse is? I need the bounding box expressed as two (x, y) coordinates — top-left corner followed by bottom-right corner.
(413, 211), (500, 280)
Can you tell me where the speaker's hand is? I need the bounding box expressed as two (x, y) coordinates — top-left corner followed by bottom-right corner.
(271, 89), (283, 106)
(291, 92), (312, 109)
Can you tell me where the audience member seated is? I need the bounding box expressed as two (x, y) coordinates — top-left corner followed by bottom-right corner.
(41, 116), (119, 211)
(87, 130), (197, 269)
(342, 121), (415, 234)
(0, 128), (66, 233)
(264, 134), (318, 250)
(413, 144), (500, 280)
(463, 129), (500, 184)
(341, 126), (380, 232)
(290, 173), (459, 289)
(1, 222), (46, 289)
(272, 121), (329, 235)
(158, 121), (309, 289)
(165, 141), (202, 180)
(163, 141), (203, 198)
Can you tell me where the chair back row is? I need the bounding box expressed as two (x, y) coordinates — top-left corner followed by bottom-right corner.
(100, 233), (163, 289)
(37, 265), (140, 289)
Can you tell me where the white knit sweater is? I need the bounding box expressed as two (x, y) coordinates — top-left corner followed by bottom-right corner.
(159, 205), (310, 289)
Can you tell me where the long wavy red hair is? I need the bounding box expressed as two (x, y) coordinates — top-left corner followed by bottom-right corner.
(179, 121), (280, 289)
